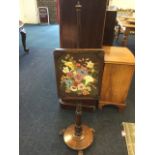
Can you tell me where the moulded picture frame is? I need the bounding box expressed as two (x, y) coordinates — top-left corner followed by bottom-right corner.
(53, 48), (104, 101)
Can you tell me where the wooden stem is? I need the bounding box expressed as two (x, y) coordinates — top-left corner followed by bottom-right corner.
(75, 1), (82, 48)
(75, 104), (82, 136)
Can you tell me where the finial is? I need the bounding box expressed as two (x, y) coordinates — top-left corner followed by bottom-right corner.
(75, 1), (82, 9)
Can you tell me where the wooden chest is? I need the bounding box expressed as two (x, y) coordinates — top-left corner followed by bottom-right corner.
(99, 46), (135, 111)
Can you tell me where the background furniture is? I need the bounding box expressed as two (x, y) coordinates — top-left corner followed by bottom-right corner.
(99, 46), (135, 111)
(19, 20), (29, 52)
(59, 0), (108, 48)
(103, 10), (117, 45)
(122, 122), (135, 155)
(116, 16), (135, 46)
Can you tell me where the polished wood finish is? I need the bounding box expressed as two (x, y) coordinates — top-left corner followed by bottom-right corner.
(103, 46), (135, 64)
(103, 10), (117, 45)
(59, 0), (108, 48)
(63, 124), (94, 151)
(59, 99), (97, 111)
(63, 104), (94, 153)
(99, 46), (135, 111)
(75, 104), (82, 136)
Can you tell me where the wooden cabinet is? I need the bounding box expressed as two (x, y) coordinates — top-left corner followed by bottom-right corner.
(99, 46), (135, 111)
(59, 0), (108, 48)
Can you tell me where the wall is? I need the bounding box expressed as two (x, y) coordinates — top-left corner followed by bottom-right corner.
(19, 0), (39, 24)
(19, 0), (24, 21)
(37, 0), (57, 23)
(110, 0), (135, 9)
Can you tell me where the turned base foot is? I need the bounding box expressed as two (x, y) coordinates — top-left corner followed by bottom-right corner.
(59, 128), (66, 136)
(63, 124), (94, 151)
(25, 48), (29, 53)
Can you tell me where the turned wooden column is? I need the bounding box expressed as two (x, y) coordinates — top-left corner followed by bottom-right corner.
(75, 104), (82, 136)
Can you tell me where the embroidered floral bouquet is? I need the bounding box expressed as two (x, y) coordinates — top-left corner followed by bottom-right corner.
(60, 54), (99, 96)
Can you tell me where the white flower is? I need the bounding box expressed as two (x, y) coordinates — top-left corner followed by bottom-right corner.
(64, 61), (74, 70)
(70, 86), (77, 92)
(77, 83), (85, 90)
(62, 67), (70, 73)
(84, 75), (94, 85)
(86, 61), (94, 68)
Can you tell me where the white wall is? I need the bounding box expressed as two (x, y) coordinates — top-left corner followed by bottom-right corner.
(110, 0), (135, 9)
(19, 0), (39, 24)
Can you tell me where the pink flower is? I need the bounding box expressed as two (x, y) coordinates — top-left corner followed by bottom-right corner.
(76, 63), (81, 67)
(74, 73), (83, 82)
(67, 72), (73, 77)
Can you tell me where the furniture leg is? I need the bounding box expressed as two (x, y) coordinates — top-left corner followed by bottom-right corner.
(98, 101), (127, 112)
(121, 27), (130, 46)
(98, 104), (103, 110)
(115, 25), (121, 40)
(59, 128), (66, 136)
(20, 31), (29, 52)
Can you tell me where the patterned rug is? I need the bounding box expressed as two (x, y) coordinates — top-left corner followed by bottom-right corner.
(122, 122), (135, 155)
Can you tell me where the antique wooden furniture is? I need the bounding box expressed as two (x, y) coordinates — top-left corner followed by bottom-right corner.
(19, 20), (29, 52)
(58, 0), (107, 110)
(116, 16), (135, 46)
(59, 0), (108, 48)
(99, 46), (135, 111)
(54, 48), (104, 154)
(103, 10), (117, 45)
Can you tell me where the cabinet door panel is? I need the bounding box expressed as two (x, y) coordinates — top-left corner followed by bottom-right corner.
(100, 64), (134, 103)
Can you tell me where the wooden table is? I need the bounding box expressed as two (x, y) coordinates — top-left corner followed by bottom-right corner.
(116, 17), (135, 46)
(99, 46), (135, 111)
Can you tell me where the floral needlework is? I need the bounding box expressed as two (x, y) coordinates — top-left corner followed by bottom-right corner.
(59, 54), (99, 96)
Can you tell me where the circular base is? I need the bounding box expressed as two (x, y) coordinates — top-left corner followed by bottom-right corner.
(63, 124), (94, 151)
